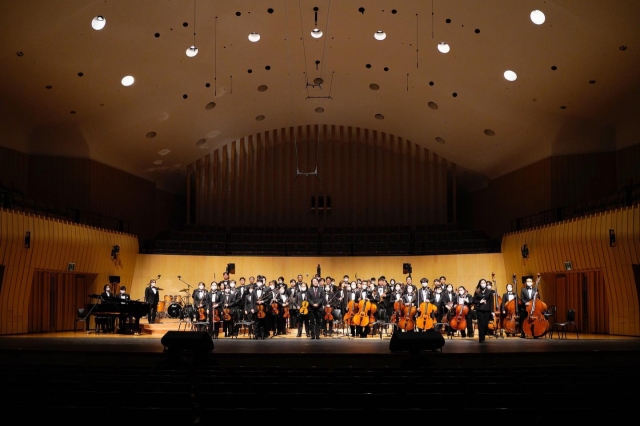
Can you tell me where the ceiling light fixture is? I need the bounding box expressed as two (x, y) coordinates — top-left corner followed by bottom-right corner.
(121, 76), (134, 86)
(530, 10), (546, 25)
(374, 30), (386, 41)
(311, 7), (323, 38)
(248, 32), (261, 42)
(91, 15), (106, 30)
(437, 42), (450, 53)
(504, 70), (518, 81)
(186, 0), (198, 57)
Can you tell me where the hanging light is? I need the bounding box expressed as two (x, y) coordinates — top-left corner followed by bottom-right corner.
(310, 7), (323, 38)
(374, 30), (386, 41)
(437, 42), (450, 53)
(530, 10), (546, 25)
(121, 76), (134, 86)
(248, 32), (261, 42)
(186, 0), (198, 57)
(91, 15), (106, 30)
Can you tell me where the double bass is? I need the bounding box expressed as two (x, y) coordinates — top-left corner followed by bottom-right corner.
(522, 273), (548, 338)
(449, 290), (470, 332)
(502, 274), (520, 335)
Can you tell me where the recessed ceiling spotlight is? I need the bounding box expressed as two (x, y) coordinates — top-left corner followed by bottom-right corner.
(504, 70), (517, 81)
(374, 31), (387, 41)
(146, 132), (157, 139)
(484, 129), (495, 136)
(205, 102), (216, 110)
(369, 83), (380, 90)
(530, 10), (546, 25)
(375, 113), (384, 120)
(121, 76), (134, 86)
(186, 46), (198, 57)
(315, 107), (324, 113)
(311, 28), (323, 38)
(437, 42), (450, 53)
(248, 33), (261, 42)
(428, 102), (438, 110)
(435, 137), (445, 144)
(91, 15), (106, 30)
(256, 115), (265, 121)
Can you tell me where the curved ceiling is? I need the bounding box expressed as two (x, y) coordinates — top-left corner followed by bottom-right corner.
(1, 0), (639, 194)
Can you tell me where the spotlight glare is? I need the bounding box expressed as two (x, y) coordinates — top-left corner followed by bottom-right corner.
(248, 32), (261, 42)
(504, 70), (517, 81)
(311, 28), (323, 38)
(186, 46), (198, 57)
(374, 30), (386, 41)
(437, 42), (450, 53)
(121, 75), (134, 86)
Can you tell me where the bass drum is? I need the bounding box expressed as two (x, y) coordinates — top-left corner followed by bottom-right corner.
(167, 302), (183, 318)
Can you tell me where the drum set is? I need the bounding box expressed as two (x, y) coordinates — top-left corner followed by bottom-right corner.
(157, 289), (193, 319)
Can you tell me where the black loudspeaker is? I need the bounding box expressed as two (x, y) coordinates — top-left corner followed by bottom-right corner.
(161, 331), (214, 354)
(389, 330), (445, 353)
(227, 263), (235, 274)
(109, 275), (120, 284)
(403, 263), (412, 274)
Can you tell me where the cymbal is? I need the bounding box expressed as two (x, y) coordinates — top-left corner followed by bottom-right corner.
(179, 288), (189, 293)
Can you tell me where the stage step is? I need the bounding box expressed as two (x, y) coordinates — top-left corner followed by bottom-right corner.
(139, 318), (184, 335)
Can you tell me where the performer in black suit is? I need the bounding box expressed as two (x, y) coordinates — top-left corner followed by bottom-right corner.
(400, 285), (417, 333)
(191, 282), (209, 331)
(473, 279), (494, 343)
(416, 278), (432, 331)
(209, 282), (222, 338)
(251, 280), (270, 339)
(275, 284), (289, 336)
(287, 278), (299, 330)
(144, 279), (160, 324)
(307, 277), (325, 340)
(346, 281), (359, 337)
(430, 285), (445, 325)
(221, 287), (235, 337)
(519, 276), (540, 336)
(295, 283), (311, 337)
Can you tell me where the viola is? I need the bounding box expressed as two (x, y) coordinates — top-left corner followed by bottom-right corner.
(213, 308), (220, 323)
(271, 301), (279, 316)
(522, 273), (548, 338)
(223, 307), (231, 321)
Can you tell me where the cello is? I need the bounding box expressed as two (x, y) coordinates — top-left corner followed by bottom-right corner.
(522, 273), (548, 338)
(449, 290), (470, 333)
(487, 272), (502, 335)
(416, 290), (438, 331)
(352, 296), (371, 328)
(502, 274), (520, 335)
(398, 293), (416, 331)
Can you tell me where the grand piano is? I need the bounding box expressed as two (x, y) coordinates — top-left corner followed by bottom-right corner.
(84, 296), (150, 334)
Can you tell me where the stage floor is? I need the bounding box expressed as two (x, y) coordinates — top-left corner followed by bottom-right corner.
(2, 329), (639, 369)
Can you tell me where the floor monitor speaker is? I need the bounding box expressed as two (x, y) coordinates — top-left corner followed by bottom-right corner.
(161, 331), (213, 355)
(389, 330), (445, 353)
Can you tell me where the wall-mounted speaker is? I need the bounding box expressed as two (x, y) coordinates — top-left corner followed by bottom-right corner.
(227, 263), (236, 274)
(109, 275), (120, 284)
(402, 263), (412, 274)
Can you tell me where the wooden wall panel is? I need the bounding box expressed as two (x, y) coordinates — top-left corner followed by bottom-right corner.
(0, 145), (29, 193)
(188, 125), (454, 228)
(502, 204), (640, 336)
(0, 209), (138, 335)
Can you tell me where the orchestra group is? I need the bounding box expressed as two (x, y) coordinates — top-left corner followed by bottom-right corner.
(140, 271), (545, 342)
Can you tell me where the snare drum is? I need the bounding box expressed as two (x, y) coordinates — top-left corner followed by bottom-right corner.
(164, 295), (173, 304)
(167, 302), (183, 318)
(174, 295), (184, 305)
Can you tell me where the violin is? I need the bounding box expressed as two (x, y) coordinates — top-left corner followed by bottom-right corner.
(257, 304), (266, 318)
(271, 300), (279, 316)
(223, 307), (231, 321)
(283, 305), (290, 318)
(449, 292), (469, 331)
(522, 273), (548, 338)
(299, 300), (309, 315)
(324, 305), (334, 321)
(198, 306), (206, 321)
(213, 308), (220, 323)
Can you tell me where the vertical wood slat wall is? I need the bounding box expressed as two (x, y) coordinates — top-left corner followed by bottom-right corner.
(0, 209), (138, 335)
(188, 125), (455, 228)
(502, 204), (640, 336)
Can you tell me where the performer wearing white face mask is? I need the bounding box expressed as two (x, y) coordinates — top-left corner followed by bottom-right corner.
(473, 279), (494, 343)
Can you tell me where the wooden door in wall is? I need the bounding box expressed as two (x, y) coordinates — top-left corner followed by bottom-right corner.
(553, 270), (608, 335)
(28, 271), (96, 333)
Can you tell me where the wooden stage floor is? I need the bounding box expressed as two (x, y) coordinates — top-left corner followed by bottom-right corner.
(2, 327), (639, 369)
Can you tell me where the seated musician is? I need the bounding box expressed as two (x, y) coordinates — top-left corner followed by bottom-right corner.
(430, 285), (445, 326)
(116, 285), (131, 334)
(99, 283), (116, 333)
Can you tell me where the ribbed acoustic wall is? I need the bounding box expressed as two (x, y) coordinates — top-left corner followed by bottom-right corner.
(0, 209), (138, 335)
(502, 204), (640, 336)
(187, 125), (456, 228)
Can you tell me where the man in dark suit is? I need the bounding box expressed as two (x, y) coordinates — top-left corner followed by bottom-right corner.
(430, 285), (445, 325)
(221, 287), (235, 337)
(98, 283), (116, 332)
(308, 277), (325, 339)
(144, 279), (160, 324)
(252, 280), (270, 339)
(209, 282), (222, 338)
(519, 275), (541, 336)
(115, 285), (131, 334)
(294, 282), (311, 337)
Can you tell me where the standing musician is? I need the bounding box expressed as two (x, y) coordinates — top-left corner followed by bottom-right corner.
(308, 277), (325, 340)
(275, 284), (289, 336)
(144, 279), (160, 325)
(346, 281), (360, 337)
(209, 282), (222, 338)
(321, 282), (335, 336)
(219, 271), (230, 290)
(453, 286), (474, 338)
(377, 277), (391, 323)
(430, 285), (445, 326)
(442, 284), (456, 324)
(221, 286), (235, 337)
(287, 279), (299, 331)
(400, 284), (417, 332)
(250, 280), (270, 339)
(416, 278), (432, 332)
(235, 281), (249, 322)
(267, 280), (279, 336)
(519, 276), (541, 337)
(501, 283), (517, 316)
(473, 279), (494, 343)
(192, 282), (209, 322)
(295, 282), (311, 337)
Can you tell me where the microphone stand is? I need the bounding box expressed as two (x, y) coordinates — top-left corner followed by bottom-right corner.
(178, 276), (194, 323)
